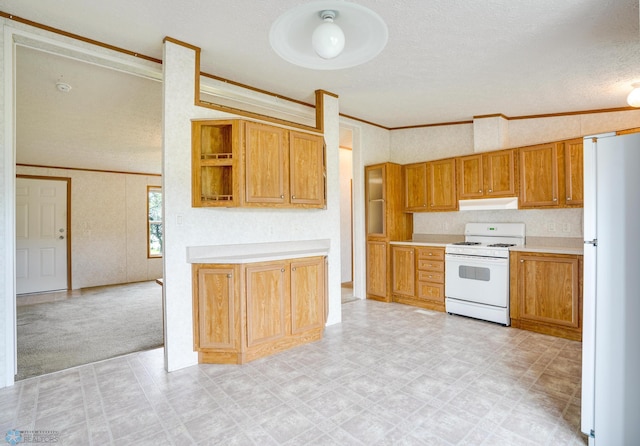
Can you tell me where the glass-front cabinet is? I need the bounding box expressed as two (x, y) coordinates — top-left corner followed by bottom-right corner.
(365, 162), (412, 302)
(365, 165), (384, 236)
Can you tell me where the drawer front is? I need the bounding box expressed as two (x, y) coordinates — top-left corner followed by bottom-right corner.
(416, 247), (444, 261)
(417, 271), (444, 283)
(417, 259), (444, 272)
(417, 282), (444, 303)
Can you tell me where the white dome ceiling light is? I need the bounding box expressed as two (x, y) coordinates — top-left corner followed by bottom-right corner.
(270, 1), (388, 70)
(627, 83), (640, 107)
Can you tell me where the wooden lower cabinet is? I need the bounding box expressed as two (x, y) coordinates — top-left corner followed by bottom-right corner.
(192, 256), (326, 364)
(510, 252), (583, 340)
(391, 245), (445, 311)
(367, 240), (389, 301)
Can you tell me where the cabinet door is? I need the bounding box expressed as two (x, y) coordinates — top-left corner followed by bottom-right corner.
(485, 149), (516, 197)
(365, 165), (386, 236)
(194, 266), (236, 350)
(427, 158), (457, 211)
(564, 139), (583, 206)
(366, 241), (387, 298)
(457, 155), (484, 199)
(289, 131), (325, 207)
(517, 254), (580, 328)
(519, 143), (559, 207)
(404, 163), (428, 211)
(244, 122), (288, 204)
(192, 120), (239, 207)
(245, 262), (287, 346)
(290, 257), (325, 334)
(392, 246), (415, 297)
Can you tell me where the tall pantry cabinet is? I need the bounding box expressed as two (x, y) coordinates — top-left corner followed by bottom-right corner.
(365, 163), (413, 302)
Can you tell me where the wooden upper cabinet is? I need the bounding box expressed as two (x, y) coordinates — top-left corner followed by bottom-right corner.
(403, 158), (457, 212)
(403, 162), (428, 211)
(427, 158), (457, 211)
(244, 121), (288, 205)
(193, 119), (325, 209)
(519, 143), (560, 208)
(192, 120), (241, 207)
(458, 149), (516, 200)
(563, 138), (583, 207)
(457, 154), (484, 199)
(289, 131), (325, 206)
(485, 149), (517, 197)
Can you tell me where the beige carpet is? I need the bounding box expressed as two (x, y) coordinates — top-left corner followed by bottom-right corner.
(16, 281), (163, 381)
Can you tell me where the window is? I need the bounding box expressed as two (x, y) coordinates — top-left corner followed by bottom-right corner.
(148, 186), (163, 258)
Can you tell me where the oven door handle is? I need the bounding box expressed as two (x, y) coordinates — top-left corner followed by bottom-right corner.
(445, 254), (509, 264)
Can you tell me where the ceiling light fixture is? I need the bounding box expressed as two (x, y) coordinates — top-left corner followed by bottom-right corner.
(56, 81), (72, 93)
(627, 82), (640, 107)
(270, 1), (388, 70)
(312, 10), (345, 59)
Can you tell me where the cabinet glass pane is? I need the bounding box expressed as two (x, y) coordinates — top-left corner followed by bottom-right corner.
(367, 168), (383, 200)
(366, 167), (384, 234)
(368, 200), (383, 234)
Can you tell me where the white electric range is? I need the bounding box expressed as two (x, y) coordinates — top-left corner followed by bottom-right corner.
(444, 222), (526, 325)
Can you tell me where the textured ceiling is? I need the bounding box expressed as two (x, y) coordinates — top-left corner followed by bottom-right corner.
(2, 0), (640, 173)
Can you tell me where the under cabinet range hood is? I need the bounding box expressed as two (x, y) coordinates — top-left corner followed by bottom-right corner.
(458, 197), (518, 211)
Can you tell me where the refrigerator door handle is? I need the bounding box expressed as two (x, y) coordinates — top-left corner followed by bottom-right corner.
(584, 239), (598, 246)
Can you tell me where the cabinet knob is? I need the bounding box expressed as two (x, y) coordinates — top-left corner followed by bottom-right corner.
(430, 204), (434, 207)
(567, 197), (571, 201)
(280, 194), (284, 199)
(553, 197), (557, 201)
(292, 267), (296, 271)
(281, 268), (285, 272)
(429, 253), (433, 256)
(488, 189), (492, 193)
(520, 259), (524, 263)
(478, 189), (482, 193)
(292, 195), (296, 199)
(227, 274), (232, 278)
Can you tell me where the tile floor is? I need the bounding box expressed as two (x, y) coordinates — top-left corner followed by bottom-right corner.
(0, 299), (587, 445)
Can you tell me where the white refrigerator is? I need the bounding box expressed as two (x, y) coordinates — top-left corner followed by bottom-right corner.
(581, 132), (640, 445)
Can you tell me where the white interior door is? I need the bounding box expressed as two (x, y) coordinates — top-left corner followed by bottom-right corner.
(15, 177), (69, 294)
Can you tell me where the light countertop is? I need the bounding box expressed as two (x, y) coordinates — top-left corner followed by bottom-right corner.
(509, 237), (584, 255)
(186, 239), (330, 264)
(391, 235), (583, 255)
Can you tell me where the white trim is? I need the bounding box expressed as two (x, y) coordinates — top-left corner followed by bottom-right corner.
(3, 24), (17, 387)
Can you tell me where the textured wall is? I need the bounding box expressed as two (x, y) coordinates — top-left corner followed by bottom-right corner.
(339, 148), (353, 283)
(162, 41), (343, 372)
(16, 166), (162, 288)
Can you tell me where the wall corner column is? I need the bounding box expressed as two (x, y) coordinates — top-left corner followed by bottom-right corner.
(473, 114), (510, 152)
(318, 90), (342, 326)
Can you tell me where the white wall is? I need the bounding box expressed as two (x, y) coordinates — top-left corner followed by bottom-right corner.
(339, 148), (353, 283)
(16, 166), (162, 288)
(161, 41), (343, 372)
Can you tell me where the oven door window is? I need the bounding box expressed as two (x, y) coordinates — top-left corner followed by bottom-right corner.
(458, 265), (490, 281)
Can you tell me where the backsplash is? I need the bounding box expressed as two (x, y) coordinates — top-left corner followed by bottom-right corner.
(412, 208), (583, 238)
